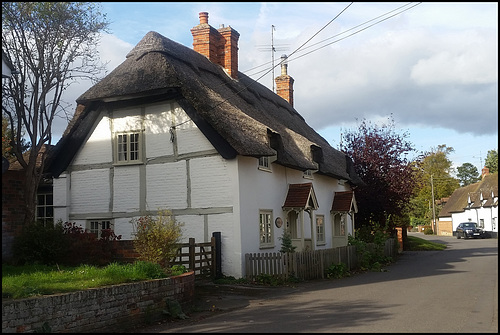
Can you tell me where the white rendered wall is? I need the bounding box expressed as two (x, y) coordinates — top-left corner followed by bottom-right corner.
(54, 98), (356, 278)
(55, 100), (242, 277)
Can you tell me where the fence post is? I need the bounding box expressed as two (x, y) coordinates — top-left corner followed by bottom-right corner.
(212, 232), (222, 279)
(188, 238), (195, 271)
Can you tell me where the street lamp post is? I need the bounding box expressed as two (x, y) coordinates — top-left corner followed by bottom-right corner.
(431, 174), (437, 235)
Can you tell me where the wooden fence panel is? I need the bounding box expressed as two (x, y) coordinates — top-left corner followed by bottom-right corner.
(244, 238), (396, 281)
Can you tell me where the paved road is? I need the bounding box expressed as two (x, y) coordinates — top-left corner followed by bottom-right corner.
(141, 233), (498, 333)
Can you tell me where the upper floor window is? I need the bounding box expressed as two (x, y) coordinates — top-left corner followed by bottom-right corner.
(259, 210), (274, 248)
(303, 170), (313, 179)
(114, 131), (143, 164)
(258, 156), (271, 171)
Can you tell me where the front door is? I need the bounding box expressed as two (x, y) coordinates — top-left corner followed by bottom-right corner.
(287, 210), (303, 251)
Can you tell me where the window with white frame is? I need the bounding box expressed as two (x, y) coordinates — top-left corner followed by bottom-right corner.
(87, 220), (113, 239)
(114, 131), (142, 164)
(258, 156), (271, 171)
(303, 170), (313, 179)
(36, 193), (53, 225)
(259, 210), (274, 248)
(479, 219), (484, 228)
(316, 215), (325, 244)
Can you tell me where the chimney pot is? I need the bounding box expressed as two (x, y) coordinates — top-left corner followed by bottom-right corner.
(199, 12), (208, 24)
(280, 54), (288, 76)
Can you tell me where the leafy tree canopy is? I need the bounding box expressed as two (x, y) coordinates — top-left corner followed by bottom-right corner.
(409, 145), (460, 229)
(456, 162), (480, 186)
(484, 149), (498, 174)
(340, 114), (418, 232)
(2, 2), (109, 225)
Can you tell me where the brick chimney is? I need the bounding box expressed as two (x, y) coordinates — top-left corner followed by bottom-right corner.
(482, 166), (490, 179)
(275, 54), (294, 107)
(191, 12), (240, 79)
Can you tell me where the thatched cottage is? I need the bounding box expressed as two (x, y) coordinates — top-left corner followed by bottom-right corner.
(47, 12), (363, 277)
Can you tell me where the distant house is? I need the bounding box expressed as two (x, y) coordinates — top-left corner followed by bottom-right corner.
(438, 168), (498, 238)
(47, 12), (363, 278)
(2, 145), (54, 262)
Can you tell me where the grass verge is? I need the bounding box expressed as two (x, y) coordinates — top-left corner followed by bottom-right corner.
(2, 261), (185, 300)
(406, 235), (447, 251)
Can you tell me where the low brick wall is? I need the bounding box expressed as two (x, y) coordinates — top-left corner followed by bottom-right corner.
(2, 271), (195, 333)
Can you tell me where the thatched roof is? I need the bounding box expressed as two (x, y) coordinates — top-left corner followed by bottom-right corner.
(438, 172), (498, 217)
(48, 31), (363, 186)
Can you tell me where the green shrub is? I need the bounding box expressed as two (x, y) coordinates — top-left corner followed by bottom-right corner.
(423, 227), (433, 235)
(326, 263), (349, 279)
(279, 230), (296, 253)
(130, 209), (184, 268)
(61, 221), (121, 267)
(12, 221), (68, 265)
(167, 264), (188, 277)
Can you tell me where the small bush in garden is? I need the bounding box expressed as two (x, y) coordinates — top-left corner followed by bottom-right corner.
(423, 227), (433, 235)
(62, 221), (122, 267)
(326, 263), (350, 279)
(279, 230), (296, 253)
(12, 221), (69, 265)
(131, 209), (184, 268)
(167, 264), (188, 277)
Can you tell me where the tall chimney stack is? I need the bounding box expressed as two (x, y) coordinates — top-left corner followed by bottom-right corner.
(275, 54), (294, 106)
(482, 166), (490, 179)
(191, 12), (240, 79)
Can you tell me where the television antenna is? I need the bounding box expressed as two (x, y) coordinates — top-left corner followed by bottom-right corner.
(256, 25), (289, 92)
(473, 151), (483, 169)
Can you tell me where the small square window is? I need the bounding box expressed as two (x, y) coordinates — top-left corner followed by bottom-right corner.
(115, 131), (143, 164)
(258, 156), (271, 170)
(88, 220), (114, 239)
(303, 170), (313, 179)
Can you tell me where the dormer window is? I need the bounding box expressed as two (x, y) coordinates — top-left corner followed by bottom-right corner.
(303, 169), (313, 179)
(258, 156), (271, 171)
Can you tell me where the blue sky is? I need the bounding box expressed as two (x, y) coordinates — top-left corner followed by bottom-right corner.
(58, 2), (498, 175)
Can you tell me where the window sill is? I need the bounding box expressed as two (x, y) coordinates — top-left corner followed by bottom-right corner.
(113, 161), (144, 167)
(259, 245), (275, 249)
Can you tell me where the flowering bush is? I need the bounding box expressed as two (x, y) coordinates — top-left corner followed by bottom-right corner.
(131, 209), (184, 268)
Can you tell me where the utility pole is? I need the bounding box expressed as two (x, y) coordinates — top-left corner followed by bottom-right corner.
(431, 174), (437, 235)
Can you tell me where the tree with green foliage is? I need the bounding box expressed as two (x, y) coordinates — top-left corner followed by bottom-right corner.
(2, 2), (109, 225)
(456, 162), (480, 186)
(409, 145), (460, 232)
(484, 149), (498, 174)
(279, 229), (296, 253)
(340, 115), (418, 233)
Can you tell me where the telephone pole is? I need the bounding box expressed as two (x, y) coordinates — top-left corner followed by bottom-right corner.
(431, 174), (437, 235)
